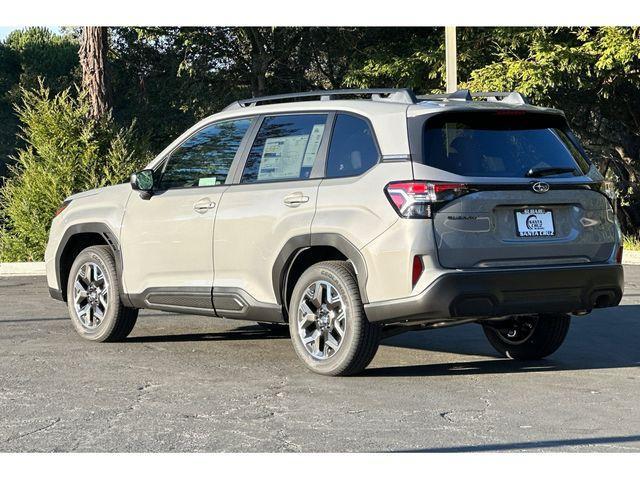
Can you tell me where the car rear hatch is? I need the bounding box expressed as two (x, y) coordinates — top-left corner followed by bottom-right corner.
(408, 109), (618, 269)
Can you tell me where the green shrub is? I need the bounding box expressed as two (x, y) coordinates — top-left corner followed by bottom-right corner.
(623, 234), (640, 252)
(0, 82), (146, 262)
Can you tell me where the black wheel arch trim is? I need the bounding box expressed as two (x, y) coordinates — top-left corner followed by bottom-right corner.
(53, 222), (130, 306)
(272, 233), (369, 307)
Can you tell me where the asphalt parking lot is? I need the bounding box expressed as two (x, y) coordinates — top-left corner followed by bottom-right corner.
(1, 268), (639, 452)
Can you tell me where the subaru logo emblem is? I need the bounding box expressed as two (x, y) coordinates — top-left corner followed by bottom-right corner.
(532, 181), (550, 194)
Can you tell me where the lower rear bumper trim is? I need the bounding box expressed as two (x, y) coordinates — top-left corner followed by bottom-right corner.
(364, 264), (624, 324)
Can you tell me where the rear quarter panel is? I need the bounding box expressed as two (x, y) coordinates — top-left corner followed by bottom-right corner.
(313, 162), (417, 303)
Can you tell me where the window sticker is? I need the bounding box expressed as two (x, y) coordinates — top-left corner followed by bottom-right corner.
(302, 123), (325, 167)
(198, 177), (219, 187)
(258, 134), (309, 180)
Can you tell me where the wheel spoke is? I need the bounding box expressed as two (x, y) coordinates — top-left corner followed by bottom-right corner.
(99, 291), (108, 311)
(333, 311), (345, 337)
(326, 283), (340, 309)
(79, 264), (89, 282)
(74, 280), (88, 299)
(310, 281), (323, 308)
(93, 305), (105, 320)
(313, 333), (322, 354)
(78, 303), (91, 322)
(302, 329), (320, 346)
(298, 301), (316, 327)
(325, 333), (340, 351)
(89, 264), (97, 283)
(94, 273), (105, 287)
(301, 329), (320, 344)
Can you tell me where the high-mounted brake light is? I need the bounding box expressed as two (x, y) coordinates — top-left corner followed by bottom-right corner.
(385, 181), (470, 218)
(494, 110), (526, 116)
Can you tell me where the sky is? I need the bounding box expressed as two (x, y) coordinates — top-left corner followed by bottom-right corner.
(0, 26), (61, 41)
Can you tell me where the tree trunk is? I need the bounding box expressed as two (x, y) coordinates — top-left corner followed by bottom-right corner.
(79, 27), (112, 119)
(242, 27), (271, 97)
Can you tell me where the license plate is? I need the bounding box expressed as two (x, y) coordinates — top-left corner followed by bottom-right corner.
(515, 208), (555, 237)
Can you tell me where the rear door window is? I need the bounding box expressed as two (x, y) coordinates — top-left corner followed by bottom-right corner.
(241, 114), (328, 183)
(326, 114), (379, 178)
(422, 112), (590, 178)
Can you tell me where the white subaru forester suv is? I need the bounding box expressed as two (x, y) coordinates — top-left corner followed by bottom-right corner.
(45, 89), (624, 375)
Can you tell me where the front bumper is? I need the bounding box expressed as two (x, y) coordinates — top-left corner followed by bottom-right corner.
(364, 264), (624, 324)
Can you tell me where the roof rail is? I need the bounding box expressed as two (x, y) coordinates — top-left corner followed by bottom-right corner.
(223, 88), (419, 110)
(418, 89), (530, 105)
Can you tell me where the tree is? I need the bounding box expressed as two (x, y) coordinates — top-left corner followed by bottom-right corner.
(240, 27), (272, 97)
(1, 26), (639, 233)
(462, 27), (640, 231)
(79, 27), (111, 119)
(0, 83), (144, 261)
(0, 27), (79, 180)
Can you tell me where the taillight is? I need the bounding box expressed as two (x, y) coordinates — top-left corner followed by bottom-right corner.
(385, 181), (470, 218)
(54, 200), (71, 217)
(600, 180), (617, 212)
(616, 245), (624, 264)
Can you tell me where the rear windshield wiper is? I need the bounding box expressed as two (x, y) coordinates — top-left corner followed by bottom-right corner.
(525, 167), (578, 178)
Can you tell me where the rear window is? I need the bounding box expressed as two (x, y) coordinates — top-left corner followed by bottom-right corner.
(422, 112), (590, 178)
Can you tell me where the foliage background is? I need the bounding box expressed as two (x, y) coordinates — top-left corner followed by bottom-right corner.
(0, 26), (639, 260)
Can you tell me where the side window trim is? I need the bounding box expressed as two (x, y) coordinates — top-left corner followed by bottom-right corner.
(309, 112), (335, 179)
(322, 111), (382, 180)
(224, 115), (261, 185)
(231, 111), (335, 185)
(229, 114), (264, 185)
(155, 115), (257, 191)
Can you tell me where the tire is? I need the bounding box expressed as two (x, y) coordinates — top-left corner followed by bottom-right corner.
(288, 261), (381, 376)
(66, 245), (138, 342)
(482, 313), (571, 360)
(257, 322), (290, 335)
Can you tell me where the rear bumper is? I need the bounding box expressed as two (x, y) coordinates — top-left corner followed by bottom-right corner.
(364, 264), (624, 324)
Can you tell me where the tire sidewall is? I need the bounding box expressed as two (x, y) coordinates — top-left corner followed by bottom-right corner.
(288, 263), (362, 375)
(67, 247), (119, 342)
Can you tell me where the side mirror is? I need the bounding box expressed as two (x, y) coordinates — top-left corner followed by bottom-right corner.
(130, 169), (155, 199)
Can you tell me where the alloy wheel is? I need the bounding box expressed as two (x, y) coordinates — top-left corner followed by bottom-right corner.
(73, 262), (109, 329)
(297, 280), (346, 360)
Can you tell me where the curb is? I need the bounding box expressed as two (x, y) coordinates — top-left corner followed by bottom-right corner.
(0, 262), (46, 276)
(1, 254), (640, 277)
(623, 250), (640, 265)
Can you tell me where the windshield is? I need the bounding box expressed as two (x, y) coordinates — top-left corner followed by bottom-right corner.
(422, 112), (590, 178)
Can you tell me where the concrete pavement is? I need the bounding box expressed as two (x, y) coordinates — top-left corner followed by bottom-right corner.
(1, 268), (639, 452)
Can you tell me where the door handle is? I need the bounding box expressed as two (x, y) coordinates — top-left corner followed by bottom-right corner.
(193, 198), (216, 214)
(283, 192), (309, 207)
